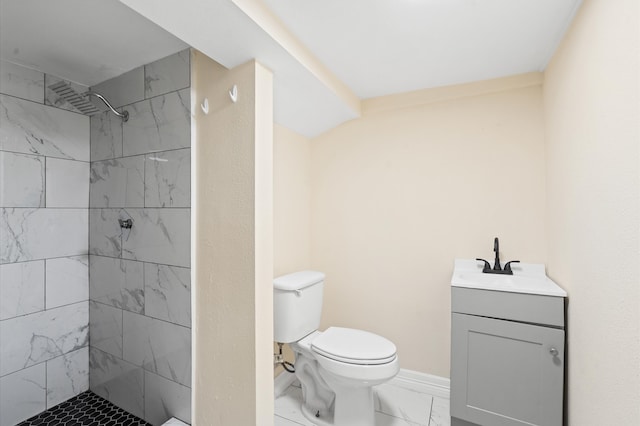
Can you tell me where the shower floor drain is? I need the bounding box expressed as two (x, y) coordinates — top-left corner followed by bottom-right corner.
(18, 391), (150, 426)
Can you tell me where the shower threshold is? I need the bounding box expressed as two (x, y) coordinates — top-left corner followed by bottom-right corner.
(18, 391), (150, 426)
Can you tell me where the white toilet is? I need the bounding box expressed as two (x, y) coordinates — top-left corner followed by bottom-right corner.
(274, 271), (400, 426)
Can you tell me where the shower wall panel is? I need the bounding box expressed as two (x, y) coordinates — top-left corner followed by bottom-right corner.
(88, 49), (192, 426)
(0, 60), (90, 426)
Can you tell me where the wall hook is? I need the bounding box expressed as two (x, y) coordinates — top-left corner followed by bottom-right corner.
(229, 85), (238, 103)
(201, 98), (209, 114)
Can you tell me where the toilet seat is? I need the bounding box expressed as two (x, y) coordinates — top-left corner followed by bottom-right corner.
(311, 327), (397, 365)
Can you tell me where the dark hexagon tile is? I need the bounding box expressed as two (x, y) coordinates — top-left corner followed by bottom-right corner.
(17, 391), (152, 426)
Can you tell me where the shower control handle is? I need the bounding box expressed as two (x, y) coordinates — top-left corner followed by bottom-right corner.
(118, 219), (133, 229)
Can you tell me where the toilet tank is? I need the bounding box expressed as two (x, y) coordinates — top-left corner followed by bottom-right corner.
(273, 271), (325, 343)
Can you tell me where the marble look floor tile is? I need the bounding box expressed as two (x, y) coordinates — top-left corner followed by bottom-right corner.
(0, 363), (46, 426)
(145, 148), (191, 208)
(89, 209), (122, 257)
(91, 110), (123, 161)
(45, 158), (90, 208)
(90, 156), (145, 208)
(44, 75), (89, 113)
(0, 151), (45, 208)
(161, 419), (189, 426)
(123, 89), (190, 157)
(144, 263), (190, 327)
(89, 347), (144, 419)
(429, 397), (450, 426)
(144, 370), (191, 425)
(0, 301), (88, 376)
(89, 301), (123, 357)
(374, 383), (433, 425)
(0, 60), (44, 103)
(45, 255), (89, 309)
(91, 67), (144, 110)
(122, 208), (190, 267)
(274, 415), (308, 426)
(145, 50), (190, 99)
(89, 255), (144, 313)
(122, 311), (191, 387)
(375, 411), (423, 426)
(0, 94), (89, 161)
(0, 260), (44, 320)
(274, 386), (316, 426)
(46, 346), (89, 408)
(1, 208), (88, 264)
(274, 382), (451, 426)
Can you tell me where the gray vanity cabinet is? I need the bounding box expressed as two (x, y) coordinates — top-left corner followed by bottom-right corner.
(451, 287), (565, 426)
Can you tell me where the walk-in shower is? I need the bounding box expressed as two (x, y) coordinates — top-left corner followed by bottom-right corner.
(0, 48), (192, 426)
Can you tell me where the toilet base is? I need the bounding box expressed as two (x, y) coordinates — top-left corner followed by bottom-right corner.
(300, 382), (376, 426)
(321, 369), (376, 426)
(290, 330), (398, 426)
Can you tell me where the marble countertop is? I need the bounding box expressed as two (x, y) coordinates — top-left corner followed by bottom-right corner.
(451, 258), (567, 297)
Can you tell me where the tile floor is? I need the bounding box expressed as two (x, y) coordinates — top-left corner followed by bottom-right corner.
(18, 391), (150, 426)
(275, 380), (450, 426)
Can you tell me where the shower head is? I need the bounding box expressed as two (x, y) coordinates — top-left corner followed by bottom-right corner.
(48, 81), (129, 122)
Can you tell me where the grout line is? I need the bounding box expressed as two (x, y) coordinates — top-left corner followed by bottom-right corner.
(89, 253), (190, 269)
(428, 397), (434, 426)
(0, 148), (90, 163)
(0, 254), (89, 266)
(88, 346), (191, 391)
(1, 206), (90, 209)
(44, 156), (47, 208)
(0, 299), (88, 322)
(43, 258), (47, 310)
(90, 146), (191, 163)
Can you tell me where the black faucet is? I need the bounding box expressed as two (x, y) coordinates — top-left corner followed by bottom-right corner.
(476, 237), (520, 275)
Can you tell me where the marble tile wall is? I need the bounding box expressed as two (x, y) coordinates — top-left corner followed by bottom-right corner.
(88, 49), (192, 426)
(0, 60), (90, 426)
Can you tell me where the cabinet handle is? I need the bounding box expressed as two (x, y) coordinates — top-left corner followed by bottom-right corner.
(549, 347), (559, 357)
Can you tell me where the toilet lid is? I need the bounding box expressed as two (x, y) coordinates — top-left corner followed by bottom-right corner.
(311, 327), (397, 365)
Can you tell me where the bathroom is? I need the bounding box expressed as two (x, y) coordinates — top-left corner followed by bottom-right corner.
(1, 0), (639, 426)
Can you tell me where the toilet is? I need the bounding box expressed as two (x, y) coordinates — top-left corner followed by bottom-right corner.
(274, 271), (400, 426)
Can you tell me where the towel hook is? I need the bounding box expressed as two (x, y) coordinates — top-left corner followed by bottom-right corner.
(229, 85), (238, 103)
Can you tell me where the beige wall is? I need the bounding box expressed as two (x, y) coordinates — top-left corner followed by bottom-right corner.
(310, 80), (547, 376)
(192, 52), (274, 425)
(543, 0), (640, 424)
(274, 124), (312, 277)
(273, 124), (311, 375)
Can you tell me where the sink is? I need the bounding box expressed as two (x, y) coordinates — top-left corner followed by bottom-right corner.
(451, 259), (567, 297)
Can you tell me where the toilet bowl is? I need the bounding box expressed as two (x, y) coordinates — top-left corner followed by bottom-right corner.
(292, 328), (399, 426)
(274, 271), (400, 426)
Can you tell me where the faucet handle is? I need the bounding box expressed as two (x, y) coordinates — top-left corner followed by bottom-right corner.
(504, 260), (520, 273)
(476, 258), (491, 273)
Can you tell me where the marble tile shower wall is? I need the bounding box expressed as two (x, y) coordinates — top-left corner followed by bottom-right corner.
(0, 60), (90, 426)
(87, 49), (192, 426)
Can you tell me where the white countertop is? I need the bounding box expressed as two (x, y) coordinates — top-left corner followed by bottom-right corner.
(451, 259), (567, 297)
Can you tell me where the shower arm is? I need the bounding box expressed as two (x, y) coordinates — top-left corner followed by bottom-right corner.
(84, 91), (129, 122)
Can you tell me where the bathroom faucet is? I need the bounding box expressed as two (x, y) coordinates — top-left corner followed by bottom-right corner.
(476, 237), (520, 275)
(493, 237), (501, 271)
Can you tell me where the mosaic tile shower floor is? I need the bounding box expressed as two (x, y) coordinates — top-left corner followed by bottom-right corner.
(18, 391), (150, 426)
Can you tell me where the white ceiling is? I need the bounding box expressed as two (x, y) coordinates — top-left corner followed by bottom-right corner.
(263, 0), (582, 99)
(0, 0), (582, 136)
(0, 0), (188, 86)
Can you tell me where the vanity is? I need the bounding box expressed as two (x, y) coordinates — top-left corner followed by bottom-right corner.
(450, 259), (567, 426)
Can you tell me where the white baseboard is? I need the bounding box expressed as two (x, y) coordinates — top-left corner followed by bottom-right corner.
(389, 369), (450, 399)
(275, 368), (449, 399)
(274, 370), (297, 398)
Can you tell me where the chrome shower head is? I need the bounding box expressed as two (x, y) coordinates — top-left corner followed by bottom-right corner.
(47, 81), (129, 122)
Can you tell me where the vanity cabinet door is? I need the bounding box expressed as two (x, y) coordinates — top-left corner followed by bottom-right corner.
(451, 313), (565, 426)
